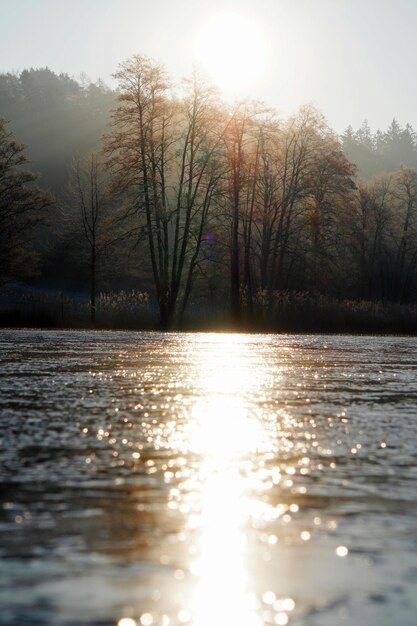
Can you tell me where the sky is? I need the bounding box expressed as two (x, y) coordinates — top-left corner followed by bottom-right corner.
(1, 0), (417, 133)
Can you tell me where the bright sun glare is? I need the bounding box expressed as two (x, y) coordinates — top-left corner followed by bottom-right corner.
(195, 14), (267, 95)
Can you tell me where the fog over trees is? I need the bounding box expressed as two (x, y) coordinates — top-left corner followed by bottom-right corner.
(2, 59), (417, 328)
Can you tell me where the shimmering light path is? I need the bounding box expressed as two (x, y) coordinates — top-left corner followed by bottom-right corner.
(0, 330), (417, 626)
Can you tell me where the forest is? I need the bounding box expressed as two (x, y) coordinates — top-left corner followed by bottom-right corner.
(2, 57), (417, 331)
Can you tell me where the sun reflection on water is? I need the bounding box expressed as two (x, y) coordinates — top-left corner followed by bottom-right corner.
(186, 335), (265, 626)
(189, 333), (264, 457)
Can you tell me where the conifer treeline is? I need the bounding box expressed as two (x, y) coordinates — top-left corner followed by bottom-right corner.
(342, 119), (417, 179)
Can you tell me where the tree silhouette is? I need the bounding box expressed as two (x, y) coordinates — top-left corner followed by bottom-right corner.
(0, 120), (51, 286)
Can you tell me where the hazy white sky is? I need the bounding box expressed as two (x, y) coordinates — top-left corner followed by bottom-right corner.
(1, 0), (417, 132)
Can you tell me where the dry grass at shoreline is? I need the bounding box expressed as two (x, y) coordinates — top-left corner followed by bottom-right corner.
(1, 288), (417, 334)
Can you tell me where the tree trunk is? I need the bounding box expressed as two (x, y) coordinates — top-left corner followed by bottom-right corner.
(90, 250), (96, 325)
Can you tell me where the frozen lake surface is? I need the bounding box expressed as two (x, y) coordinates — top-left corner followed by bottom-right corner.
(0, 330), (417, 626)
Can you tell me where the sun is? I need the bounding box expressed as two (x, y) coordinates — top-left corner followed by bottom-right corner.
(194, 13), (267, 96)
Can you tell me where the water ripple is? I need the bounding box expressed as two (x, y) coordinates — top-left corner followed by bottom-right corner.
(0, 330), (416, 626)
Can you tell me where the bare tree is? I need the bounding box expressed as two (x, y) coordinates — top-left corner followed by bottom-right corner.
(104, 56), (227, 327)
(0, 119), (51, 287)
(356, 175), (393, 300)
(70, 153), (110, 323)
(390, 168), (417, 301)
